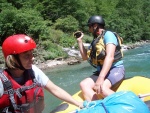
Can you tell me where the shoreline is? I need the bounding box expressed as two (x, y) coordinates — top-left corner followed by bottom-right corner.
(37, 40), (150, 71)
(37, 56), (82, 70)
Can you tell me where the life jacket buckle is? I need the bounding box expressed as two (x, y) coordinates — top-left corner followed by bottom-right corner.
(16, 89), (22, 98)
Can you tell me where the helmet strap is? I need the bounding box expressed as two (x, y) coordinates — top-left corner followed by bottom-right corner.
(14, 55), (26, 70)
(92, 26), (100, 38)
(92, 24), (105, 38)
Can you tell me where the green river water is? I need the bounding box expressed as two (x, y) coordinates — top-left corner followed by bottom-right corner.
(43, 44), (150, 113)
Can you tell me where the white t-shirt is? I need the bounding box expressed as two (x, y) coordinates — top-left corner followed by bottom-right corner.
(0, 65), (49, 97)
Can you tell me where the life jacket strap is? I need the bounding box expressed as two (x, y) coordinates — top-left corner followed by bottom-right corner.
(2, 96), (43, 113)
(0, 72), (18, 111)
(0, 69), (43, 113)
(4, 82), (37, 94)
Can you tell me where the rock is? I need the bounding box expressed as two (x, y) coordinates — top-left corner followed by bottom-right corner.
(68, 49), (80, 57)
(67, 60), (81, 65)
(63, 48), (81, 57)
(55, 57), (63, 61)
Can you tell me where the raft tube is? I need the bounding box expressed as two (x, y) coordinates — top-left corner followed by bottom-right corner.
(50, 76), (150, 113)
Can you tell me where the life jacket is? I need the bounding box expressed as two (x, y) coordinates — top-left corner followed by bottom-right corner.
(87, 30), (123, 67)
(0, 69), (44, 113)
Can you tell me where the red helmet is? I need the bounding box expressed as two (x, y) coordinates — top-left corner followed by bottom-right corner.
(2, 34), (36, 58)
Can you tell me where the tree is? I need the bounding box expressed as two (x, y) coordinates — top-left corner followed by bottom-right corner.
(53, 15), (79, 33)
(0, 2), (51, 45)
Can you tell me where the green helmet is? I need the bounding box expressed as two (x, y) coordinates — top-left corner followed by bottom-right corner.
(87, 15), (105, 27)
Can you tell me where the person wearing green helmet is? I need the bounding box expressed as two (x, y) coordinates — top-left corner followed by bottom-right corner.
(74, 15), (125, 101)
(0, 34), (83, 113)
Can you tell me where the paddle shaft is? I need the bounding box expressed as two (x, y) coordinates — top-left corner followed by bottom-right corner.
(138, 93), (150, 98)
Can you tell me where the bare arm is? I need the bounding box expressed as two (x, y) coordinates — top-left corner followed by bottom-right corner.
(98, 43), (115, 79)
(76, 33), (88, 60)
(45, 80), (83, 108)
(94, 43), (116, 93)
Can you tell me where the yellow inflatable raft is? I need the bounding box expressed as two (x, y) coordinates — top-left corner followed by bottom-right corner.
(50, 76), (150, 113)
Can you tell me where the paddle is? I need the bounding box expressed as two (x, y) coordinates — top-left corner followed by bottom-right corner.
(138, 93), (150, 101)
(138, 93), (150, 98)
(68, 111), (77, 113)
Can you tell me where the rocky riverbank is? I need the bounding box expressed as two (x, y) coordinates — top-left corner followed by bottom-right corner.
(36, 57), (81, 70)
(37, 40), (150, 70)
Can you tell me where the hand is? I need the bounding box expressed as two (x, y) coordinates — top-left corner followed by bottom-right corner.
(94, 78), (104, 94)
(78, 101), (84, 109)
(93, 83), (102, 94)
(73, 31), (84, 39)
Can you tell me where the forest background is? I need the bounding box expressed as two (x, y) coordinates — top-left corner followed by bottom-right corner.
(0, 0), (150, 66)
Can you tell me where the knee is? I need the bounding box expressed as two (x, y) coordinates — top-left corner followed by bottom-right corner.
(101, 84), (114, 97)
(101, 79), (112, 92)
(101, 85), (108, 93)
(80, 79), (92, 89)
(80, 80), (87, 88)
(80, 78), (95, 90)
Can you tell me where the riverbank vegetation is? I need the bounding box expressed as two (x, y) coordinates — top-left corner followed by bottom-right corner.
(0, 0), (150, 65)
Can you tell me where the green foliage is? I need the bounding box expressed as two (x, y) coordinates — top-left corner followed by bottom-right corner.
(0, 47), (5, 67)
(40, 29), (64, 44)
(83, 35), (93, 43)
(38, 0), (82, 21)
(0, 0), (150, 61)
(41, 40), (68, 60)
(0, 4), (51, 43)
(0, 5), (17, 43)
(53, 15), (79, 33)
(59, 34), (76, 48)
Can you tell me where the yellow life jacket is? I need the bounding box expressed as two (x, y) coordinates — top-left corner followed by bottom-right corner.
(87, 30), (123, 67)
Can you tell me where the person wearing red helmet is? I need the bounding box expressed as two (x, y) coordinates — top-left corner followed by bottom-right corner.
(0, 34), (83, 113)
(74, 15), (125, 101)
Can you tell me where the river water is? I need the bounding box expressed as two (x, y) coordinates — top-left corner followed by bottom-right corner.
(43, 44), (150, 113)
